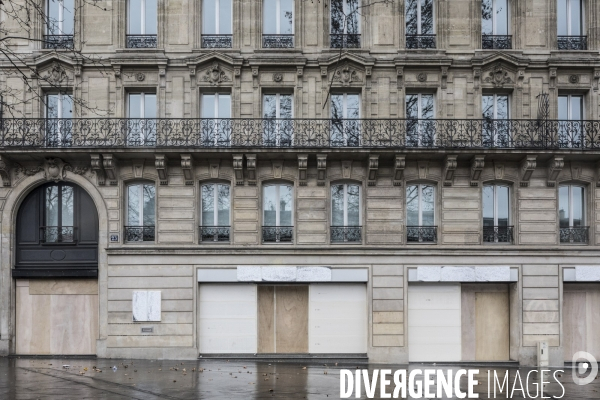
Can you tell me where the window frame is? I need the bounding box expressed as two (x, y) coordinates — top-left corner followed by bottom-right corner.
(558, 94), (584, 121)
(406, 183), (435, 226)
(406, 0), (435, 35)
(330, 0), (361, 35)
(331, 93), (361, 119)
(203, 0), (233, 34)
(200, 182), (231, 227)
(45, 92), (73, 119)
(482, 0), (509, 35)
(125, 182), (156, 227)
(559, 184), (586, 227)
(262, 182), (294, 227)
(482, 183), (511, 226)
(43, 183), (75, 229)
(128, 0), (156, 35)
(330, 182), (362, 227)
(482, 94), (510, 119)
(558, 0), (583, 36)
(47, 0), (74, 35)
(263, 0), (295, 35)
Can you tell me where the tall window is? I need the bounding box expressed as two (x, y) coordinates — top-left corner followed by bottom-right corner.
(127, 0), (158, 48)
(558, 95), (583, 148)
(45, 93), (73, 147)
(482, 94), (510, 147)
(126, 183), (156, 242)
(128, 93), (156, 146)
(482, 0), (510, 49)
(482, 184), (512, 243)
(263, 184), (293, 242)
(406, 94), (434, 147)
(331, 93), (360, 147)
(331, 183), (361, 242)
(201, 93), (231, 147)
(406, 184), (436, 242)
(44, 184), (74, 243)
(330, 0), (360, 48)
(558, 0), (586, 50)
(45, 0), (74, 49)
(202, 0), (233, 48)
(263, 94), (293, 146)
(200, 183), (230, 242)
(263, 0), (294, 48)
(405, 0), (435, 49)
(559, 185), (587, 243)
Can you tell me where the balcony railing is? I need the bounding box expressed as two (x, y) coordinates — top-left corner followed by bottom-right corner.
(406, 34), (436, 49)
(483, 225), (514, 243)
(482, 35), (512, 50)
(125, 226), (155, 242)
(560, 226), (589, 244)
(43, 35), (74, 50)
(201, 34), (233, 48)
(330, 226), (362, 243)
(557, 36), (587, 50)
(40, 226), (75, 243)
(407, 226), (437, 243)
(263, 34), (294, 48)
(1, 118), (599, 149)
(330, 34), (361, 48)
(126, 34), (157, 48)
(262, 226), (293, 243)
(199, 226), (230, 242)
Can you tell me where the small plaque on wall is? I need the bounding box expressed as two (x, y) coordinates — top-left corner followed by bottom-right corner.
(132, 291), (161, 322)
(110, 235), (119, 242)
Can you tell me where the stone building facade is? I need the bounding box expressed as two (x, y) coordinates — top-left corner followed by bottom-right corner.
(0, 0), (600, 365)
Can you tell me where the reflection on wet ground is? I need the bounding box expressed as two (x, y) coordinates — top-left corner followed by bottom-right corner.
(0, 358), (598, 399)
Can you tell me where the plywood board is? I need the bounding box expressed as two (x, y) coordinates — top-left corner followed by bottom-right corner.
(257, 286), (275, 353)
(275, 286), (308, 353)
(475, 291), (509, 361)
(563, 291), (586, 361)
(587, 289), (600, 360)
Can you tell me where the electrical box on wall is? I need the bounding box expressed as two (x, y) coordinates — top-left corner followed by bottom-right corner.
(538, 341), (549, 367)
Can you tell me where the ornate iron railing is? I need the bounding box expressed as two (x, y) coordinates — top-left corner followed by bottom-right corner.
(199, 226), (230, 242)
(201, 34), (233, 48)
(1, 118), (599, 149)
(126, 34), (158, 48)
(43, 35), (74, 50)
(483, 225), (514, 243)
(406, 34), (436, 49)
(262, 226), (293, 243)
(40, 226), (75, 243)
(557, 36), (587, 50)
(125, 226), (155, 242)
(330, 34), (361, 48)
(407, 226), (437, 243)
(263, 35), (294, 48)
(560, 227), (589, 244)
(330, 226), (362, 243)
(482, 35), (512, 50)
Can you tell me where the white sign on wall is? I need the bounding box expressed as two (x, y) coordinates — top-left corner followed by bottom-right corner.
(132, 291), (161, 322)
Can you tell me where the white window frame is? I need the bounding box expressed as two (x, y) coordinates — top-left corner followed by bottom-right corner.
(45, 93), (72, 118)
(483, 184), (510, 226)
(407, 183), (435, 226)
(559, 184), (585, 227)
(330, 183), (362, 227)
(407, 0), (435, 35)
(126, 182), (156, 227)
(264, 0), (294, 35)
(330, 0), (361, 34)
(263, 183), (294, 227)
(128, 0), (155, 34)
(406, 93), (435, 147)
(200, 182), (230, 227)
(561, 0), (583, 36)
(201, 92), (231, 146)
(263, 93), (293, 146)
(127, 92), (156, 119)
(483, 94), (510, 119)
(331, 93), (361, 146)
(203, 0), (232, 34)
(483, 0), (509, 35)
(559, 94), (584, 120)
(47, 0), (72, 34)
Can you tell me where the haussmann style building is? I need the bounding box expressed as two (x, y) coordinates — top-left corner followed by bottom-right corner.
(0, 0), (599, 366)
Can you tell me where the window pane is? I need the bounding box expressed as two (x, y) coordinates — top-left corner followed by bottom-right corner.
(482, 185), (494, 227)
(202, 184), (215, 226)
(143, 184), (155, 225)
(331, 95), (343, 119)
(220, 0), (232, 33)
(572, 186), (584, 227)
(497, 185), (509, 226)
(129, 94), (141, 118)
(405, 0), (418, 35)
(421, 94), (434, 119)
(558, 96), (568, 120)
(128, 185), (140, 225)
(346, 94), (360, 119)
(281, 0), (294, 34)
(48, 0), (60, 34)
(557, 0), (568, 35)
(203, 0), (216, 33)
(47, 94), (59, 118)
(263, 185), (277, 226)
(129, 0), (142, 34)
(481, 0), (493, 35)
(570, 96), (583, 120)
(201, 94), (215, 118)
(421, 185), (434, 226)
(346, 0), (359, 34)
(496, 95), (509, 119)
(263, 95), (277, 119)
(496, 0), (508, 35)
(482, 95), (494, 119)
(331, 184), (345, 225)
(144, 94), (157, 118)
(217, 184), (230, 225)
(280, 95), (293, 118)
(279, 185), (293, 226)
(145, 0), (158, 34)
(420, 0), (434, 34)
(569, 0), (581, 35)
(61, 95), (73, 118)
(62, 0), (75, 34)
(61, 186), (74, 226)
(406, 94), (419, 119)
(406, 185), (419, 226)
(330, 0), (344, 34)
(218, 94), (231, 118)
(45, 186), (59, 226)
(264, 0), (277, 33)
(559, 186), (569, 228)
(347, 184), (360, 226)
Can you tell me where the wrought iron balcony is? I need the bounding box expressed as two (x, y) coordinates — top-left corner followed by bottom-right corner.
(483, 225), (514, 243)
(124, 226), (155, 242)
(407, 226), (437, 243)
(126, 34), (158, 48)
(263, 35), (294, 48)
(406, 34), (436, 49)
(201, 34), (233, 48)
(262, 226), (293, 243)
(43, 35), (74, 50)
(560, 226), (589, 244)
(40, 226), (75, 243)
(482, 35), (512, 50)
(199, 226), (230, 242)
(330, 226), (362, 243)
(1, 118), (599, 150)
(557, 36), (587, 50)
(330, 34), (361, 48)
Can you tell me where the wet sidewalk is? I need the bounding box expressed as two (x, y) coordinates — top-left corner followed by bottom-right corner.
(0, 358), (598, 399)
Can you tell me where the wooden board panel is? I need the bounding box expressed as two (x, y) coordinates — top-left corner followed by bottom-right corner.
(563, 291), (586, 361)
(475, 291), (509, 361)
(275, 286), (308, 353)
(587, 289), (600, 360)
(257, 286), (275, 353)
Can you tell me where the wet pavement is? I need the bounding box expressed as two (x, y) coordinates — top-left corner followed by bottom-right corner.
(0, 358), (598, 399)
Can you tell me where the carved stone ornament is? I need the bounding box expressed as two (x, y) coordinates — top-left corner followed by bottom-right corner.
(136, 73), (146, 82)
(298, 154), (308, 186)
(44, 158), (67, 182)
(333, 67), (362, 86)
(569, 74), (580, 84)
(273, 73), (283, 82)
(45, 62), (68, 85)
(64, 164), (89, 176)
(484, 63), (513, 88)
(203, 63), (231, 85)
(417, 73), (427, 83)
